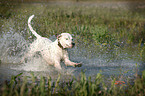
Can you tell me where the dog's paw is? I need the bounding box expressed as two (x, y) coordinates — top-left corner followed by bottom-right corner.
(74, 63), (82, 67)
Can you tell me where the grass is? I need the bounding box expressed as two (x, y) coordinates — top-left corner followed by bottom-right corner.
(0, 70), (145, 96)
(1, 1), (145, 46)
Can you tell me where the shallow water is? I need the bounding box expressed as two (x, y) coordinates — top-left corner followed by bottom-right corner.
(0, 30), (144, 84)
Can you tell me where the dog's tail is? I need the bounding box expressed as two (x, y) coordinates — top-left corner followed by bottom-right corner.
(28, 15), (41, 38)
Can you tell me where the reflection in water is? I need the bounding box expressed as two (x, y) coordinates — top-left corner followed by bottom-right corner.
(0, 29), (143, 83)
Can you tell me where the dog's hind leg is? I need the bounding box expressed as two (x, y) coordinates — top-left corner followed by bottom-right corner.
(20, 42), (38, 63)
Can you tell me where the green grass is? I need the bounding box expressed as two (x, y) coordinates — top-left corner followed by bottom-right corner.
(1, 1), (145, 46)
(0, 71), (145, 96)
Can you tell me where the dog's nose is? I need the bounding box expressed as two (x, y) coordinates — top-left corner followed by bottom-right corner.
(72, 42), (75, 47)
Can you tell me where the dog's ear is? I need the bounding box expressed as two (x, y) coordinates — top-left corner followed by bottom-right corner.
(57, 34), (61, 39)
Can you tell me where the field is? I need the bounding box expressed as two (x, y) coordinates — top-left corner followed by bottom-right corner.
(1, 1), (145, 45)
(0, 0), (145, 95)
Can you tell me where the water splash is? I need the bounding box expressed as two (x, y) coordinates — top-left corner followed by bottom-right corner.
(0, 24), (143, 83)
(0, 27), (28, 63)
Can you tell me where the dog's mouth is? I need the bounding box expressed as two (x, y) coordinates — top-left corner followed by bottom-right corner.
(58, 40), (75, 49)
(66, 43), (75, 48)
(65, 44), (71, 48)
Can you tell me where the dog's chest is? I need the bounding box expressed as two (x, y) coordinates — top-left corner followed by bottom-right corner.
(55, 49), (65, 59)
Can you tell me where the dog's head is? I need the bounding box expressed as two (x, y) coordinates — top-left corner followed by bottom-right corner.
(57, 33), (75, 49)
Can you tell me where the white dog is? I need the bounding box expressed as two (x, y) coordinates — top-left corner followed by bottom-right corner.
(22, 15), (81, 69)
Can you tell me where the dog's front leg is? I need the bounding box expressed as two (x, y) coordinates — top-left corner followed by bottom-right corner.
(64, 58), (82, 67)
(54, 61), (62, 70)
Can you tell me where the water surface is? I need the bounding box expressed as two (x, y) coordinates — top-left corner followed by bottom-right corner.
(0, 31), (144, 84)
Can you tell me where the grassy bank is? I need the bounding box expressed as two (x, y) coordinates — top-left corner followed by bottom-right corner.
(1, 1), (145, 46)
(0, 71), (145, 96)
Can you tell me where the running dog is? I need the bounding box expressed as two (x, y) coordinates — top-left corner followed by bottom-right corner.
(22, 15), (81, 69)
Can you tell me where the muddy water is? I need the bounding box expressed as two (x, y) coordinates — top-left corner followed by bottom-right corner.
(0, 30), (144, 84)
